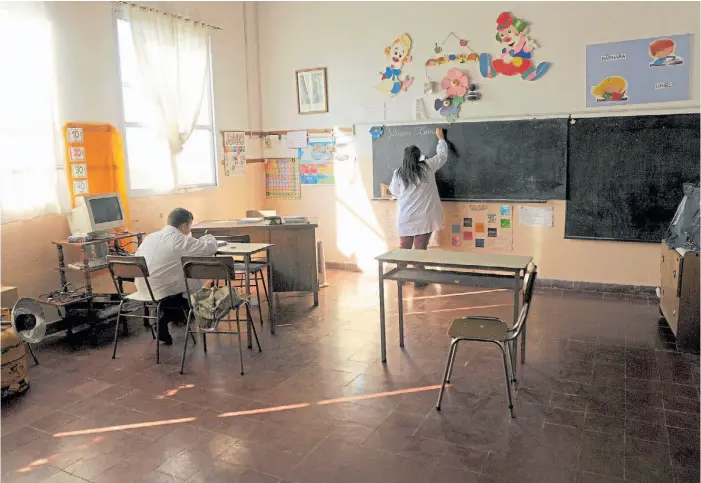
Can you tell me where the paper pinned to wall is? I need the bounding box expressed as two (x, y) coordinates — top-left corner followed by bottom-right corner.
(518, 206), (554, 227)
(360, 102), (386, 123)
(377, 202), (399, 246)
(224, 152), (246, 177)
(287, 130), (308, 149)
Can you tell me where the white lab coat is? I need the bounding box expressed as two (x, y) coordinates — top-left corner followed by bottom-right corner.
(133, 225), (219, 301)
(389, 139), (448, 237)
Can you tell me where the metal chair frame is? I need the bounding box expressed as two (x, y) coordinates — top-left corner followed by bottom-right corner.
(180, 256), (262, 376)
(106, 256), (195, 364)
(436, 264), (537, 417)
(213, 235), (269, 326)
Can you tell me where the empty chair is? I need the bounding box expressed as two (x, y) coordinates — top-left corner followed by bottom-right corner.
(180, 256), (261, 375)
(106, 255), (194, 364)
(436, 263), (537, 417)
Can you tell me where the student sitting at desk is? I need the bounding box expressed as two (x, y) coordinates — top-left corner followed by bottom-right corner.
(134, 208), (218, 344)
(389, 128), (448, 287)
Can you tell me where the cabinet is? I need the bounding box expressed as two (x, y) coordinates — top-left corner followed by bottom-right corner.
(660, 243), (700, 353)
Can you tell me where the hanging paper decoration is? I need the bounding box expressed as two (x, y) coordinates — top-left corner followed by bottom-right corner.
(479, 11), (551, 81)
(426, 33), (479, 69)
(377, 34), (414, 97)
(369, 126), (384, 140)
(433, 68), (480, 122)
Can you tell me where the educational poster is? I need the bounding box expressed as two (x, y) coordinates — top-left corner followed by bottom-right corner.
(298, 140), (335, 185)
(222, 131), (246, 177)
(265, 158), (301, 200)
(586, 34), (691, 107)
(450, 204), (512, 251)
(224, 152), (246, 177)
(223, 131), (245, 152)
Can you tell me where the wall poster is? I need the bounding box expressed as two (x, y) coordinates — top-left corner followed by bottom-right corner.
(586, 34), (691, 107)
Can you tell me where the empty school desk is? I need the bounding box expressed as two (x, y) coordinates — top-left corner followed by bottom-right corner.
(217, 243), (275, 335)
(192, 219), (319, 306)
(376, 249), (533, 363)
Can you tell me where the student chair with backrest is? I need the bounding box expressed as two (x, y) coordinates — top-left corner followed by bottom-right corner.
(436, 263), (537, 417)
(212, 234), (269, 326)
(180, 256), (262, 376)
(106, 255), (195, 365)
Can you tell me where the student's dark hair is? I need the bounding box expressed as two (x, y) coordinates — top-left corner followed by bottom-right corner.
(397, 145), (427, 187)
(167, 208), (194, 228)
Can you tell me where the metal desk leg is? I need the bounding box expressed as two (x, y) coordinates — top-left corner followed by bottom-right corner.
(519, 270), (526, 364)
(266, 248), (275, 334)
(379, 261), (387, 363)
(245, 255), (253, 348)
(513, 270), (521, 373)
(398, 281), (404, 348)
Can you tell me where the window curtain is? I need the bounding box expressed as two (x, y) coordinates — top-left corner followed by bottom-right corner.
(126, 7), (210, 187)
(0, 2), (60, 224)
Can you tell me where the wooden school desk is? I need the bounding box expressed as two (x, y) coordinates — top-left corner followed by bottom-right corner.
(217, 243), (275, 335)
(192, 220), (319, 306)
(376, 249), (533, 364)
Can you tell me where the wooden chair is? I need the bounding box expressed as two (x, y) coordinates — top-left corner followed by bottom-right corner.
(436, 263), (537, 417)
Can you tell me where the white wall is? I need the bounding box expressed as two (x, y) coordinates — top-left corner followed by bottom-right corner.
(258, 1), (699, 129)
(257, 1), (701, 285)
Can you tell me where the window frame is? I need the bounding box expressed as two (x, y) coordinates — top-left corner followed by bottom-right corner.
(113, 11), (218, 198)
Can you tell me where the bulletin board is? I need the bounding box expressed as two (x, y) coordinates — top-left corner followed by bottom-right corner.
(62, 123), (130, 227)
(449, 204), (513, 251)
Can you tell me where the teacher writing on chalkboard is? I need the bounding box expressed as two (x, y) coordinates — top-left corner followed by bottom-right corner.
(389, 128), (447, 286)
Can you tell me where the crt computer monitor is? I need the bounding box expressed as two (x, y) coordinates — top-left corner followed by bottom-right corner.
(68, 193), (126, 237)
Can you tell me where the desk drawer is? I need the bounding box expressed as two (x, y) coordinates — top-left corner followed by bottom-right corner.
(660, 245), (682, 335)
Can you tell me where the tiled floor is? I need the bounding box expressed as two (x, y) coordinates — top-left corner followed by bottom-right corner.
(2, 270), (699, 483)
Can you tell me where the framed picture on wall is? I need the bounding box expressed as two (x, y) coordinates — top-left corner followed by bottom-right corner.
(296, 67), (328, 115)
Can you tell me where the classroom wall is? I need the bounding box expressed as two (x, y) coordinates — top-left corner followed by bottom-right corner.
(257, 1), (701, 286)
(0, 1), (264, 299)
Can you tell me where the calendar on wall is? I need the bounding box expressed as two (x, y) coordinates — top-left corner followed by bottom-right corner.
(265, 158), (301, 200)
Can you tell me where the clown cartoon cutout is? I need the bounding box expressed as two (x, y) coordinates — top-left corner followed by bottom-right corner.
(377, 34), (414, 97)
(479, 11), (551, 81)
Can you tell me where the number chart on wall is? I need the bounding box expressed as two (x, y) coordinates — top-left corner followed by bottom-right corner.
(264, 158), (301, 200)
(62, 123), (130, 223)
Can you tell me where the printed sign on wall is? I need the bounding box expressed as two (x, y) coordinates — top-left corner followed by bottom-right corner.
(586, 34), (691, 107)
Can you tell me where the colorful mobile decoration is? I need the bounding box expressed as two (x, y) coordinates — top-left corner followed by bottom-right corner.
(377, 34), (414, 97)
(426, 32), (479, 69)
(433, 68), (480, 122)
(479, 11), (551, 81)
(369, 126), (384, 140)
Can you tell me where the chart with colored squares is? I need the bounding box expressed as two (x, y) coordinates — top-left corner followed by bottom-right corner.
(298, 140), (336, 185)
(265, 158), (301, 200)
(450, 204), (513, 251)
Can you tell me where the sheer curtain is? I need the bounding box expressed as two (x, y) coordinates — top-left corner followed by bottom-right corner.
(126, 6), (210, 187)
(0, 2), (60, 224)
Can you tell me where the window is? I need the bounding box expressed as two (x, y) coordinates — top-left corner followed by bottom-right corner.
(116, 18), (217, 194)
(0, 3), (61, 223)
